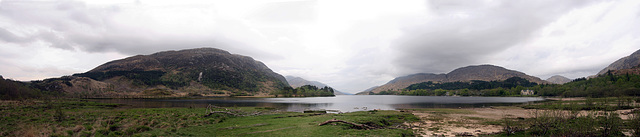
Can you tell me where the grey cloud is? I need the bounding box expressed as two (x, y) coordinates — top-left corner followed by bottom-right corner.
(392, 0), (595, 75)
(0, 28), (30, 43)
(246, 0), (317, 24)
(0, 0), (93, 31)
(0, 0), (283, 60)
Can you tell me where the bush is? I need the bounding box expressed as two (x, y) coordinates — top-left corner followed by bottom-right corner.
(125, 125), (151, 135)
(516, 110), (626, 136)
(96, 128), (110, 135)
(629, 112), (640, 137)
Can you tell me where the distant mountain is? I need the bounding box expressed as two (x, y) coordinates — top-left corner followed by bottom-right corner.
(357, 65), (547, 95)
(355, 86), (380, 95)
(34, 48), (289, 97)
(597, 49), (640, 76)
(364, 86), (380, 92)
(546, 75), (571, 84)
(285, 76), (351, 95)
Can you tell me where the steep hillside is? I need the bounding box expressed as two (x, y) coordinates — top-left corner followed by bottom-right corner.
(39, 48), (289, 97)
(546, 75), (571, 84)
(603, 63), (640, 76)
(361, 65), (546, 94)
(285, 76), (350, 95)
(361, 73), (446, 95)
(597, 49), (640, 75)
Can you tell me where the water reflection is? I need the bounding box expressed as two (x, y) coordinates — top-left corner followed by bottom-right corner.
(90, 95), (545, 113)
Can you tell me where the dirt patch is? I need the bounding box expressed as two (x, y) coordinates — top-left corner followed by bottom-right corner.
(545, 97), (586, 101)
(408, 107), (532, 137)
(409, 106), (639, 136)
(244, 127), (296, 134)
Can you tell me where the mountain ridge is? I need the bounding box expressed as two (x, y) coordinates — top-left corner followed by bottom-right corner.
(597, 49), (640, 76)
(546, 75), (571, 84)
(357, 64), (547, 95)
(35, 47), (290, 97)
(285, 76), (351, 95)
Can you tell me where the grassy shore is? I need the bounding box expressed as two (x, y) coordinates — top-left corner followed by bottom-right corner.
(0, 99), (417, 136)
(4, 97), (640, 136)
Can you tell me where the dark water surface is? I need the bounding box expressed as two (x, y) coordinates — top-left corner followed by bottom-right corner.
(90, 95), (544, 112)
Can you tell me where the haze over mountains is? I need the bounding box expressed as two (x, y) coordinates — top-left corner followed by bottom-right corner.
(285, 76), (350, 95)
(546, 75), (572, 84)
(357, 65), (547, 95)
(5, 47), (640, 97)
(356, 48), (640, 95)
(597, 49), (640, 76)
(595, 49), (640, 76)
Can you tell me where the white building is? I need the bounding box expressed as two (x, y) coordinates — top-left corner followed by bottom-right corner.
(520, 89), (534, 95)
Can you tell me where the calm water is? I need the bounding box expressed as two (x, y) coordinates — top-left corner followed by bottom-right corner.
(90, 95), (544, 112)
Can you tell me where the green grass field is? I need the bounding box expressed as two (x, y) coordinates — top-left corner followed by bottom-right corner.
(0, 99), (418, 136)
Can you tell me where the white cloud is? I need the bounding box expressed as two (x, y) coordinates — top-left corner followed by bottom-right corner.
(493, 0), (640, 79)
(0, 0), (639, 93)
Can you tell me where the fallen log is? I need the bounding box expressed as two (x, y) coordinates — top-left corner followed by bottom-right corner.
(204, 111), (241, 117)
(318, 118), (376, 129)
(204, 104), (266, 117)
(221, 123), (269, 130)
(622, 108), (640, 115)
(207, 104), (229, 111)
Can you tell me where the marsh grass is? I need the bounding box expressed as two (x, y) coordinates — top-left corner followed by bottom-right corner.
(141, 110), (418, 136)
(0, 99), (418, 136)
(496, 97), (640, 136)
(407, 108), (476, 114)
(522, 97), (638, 111)
(0, 99), (267, 136)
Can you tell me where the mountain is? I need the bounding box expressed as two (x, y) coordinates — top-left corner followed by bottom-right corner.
(357, 64), (547, 95)
(285, 76), (351, 95)
(356, 86), (380, 95)
(35, 48), (289, 97)
(597, 49), (640, 75)
(285, 76), (328, 88)
(546, 75), (571, 84)
(364, 86), (379, 92)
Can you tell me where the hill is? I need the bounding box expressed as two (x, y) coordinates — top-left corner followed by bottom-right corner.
(33, 48), (289, 97)
(597, 49), (640, 75)
(546, 75), (571, 84)
(358, 65), (546, 95)
(0, 75), (46, 100)
(355, 86), (380, 95)
(285, 76), (351, 95)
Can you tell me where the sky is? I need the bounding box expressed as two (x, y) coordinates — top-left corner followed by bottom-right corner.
(1, 0), (639, 94)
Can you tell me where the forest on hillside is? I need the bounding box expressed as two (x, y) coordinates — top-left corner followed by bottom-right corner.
(372, 74), (640, 97)
(271, 85), (335, 97)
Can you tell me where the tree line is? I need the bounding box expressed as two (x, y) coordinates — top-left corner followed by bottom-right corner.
(373, 77), (539, 96)
(271, 85), (335, 97)
(0, 76), (52, 100)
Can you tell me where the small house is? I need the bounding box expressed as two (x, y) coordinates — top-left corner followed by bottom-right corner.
(520, 89), (534, 95)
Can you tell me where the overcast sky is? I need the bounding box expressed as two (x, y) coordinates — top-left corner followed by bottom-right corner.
(1, 0), (639, 93)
